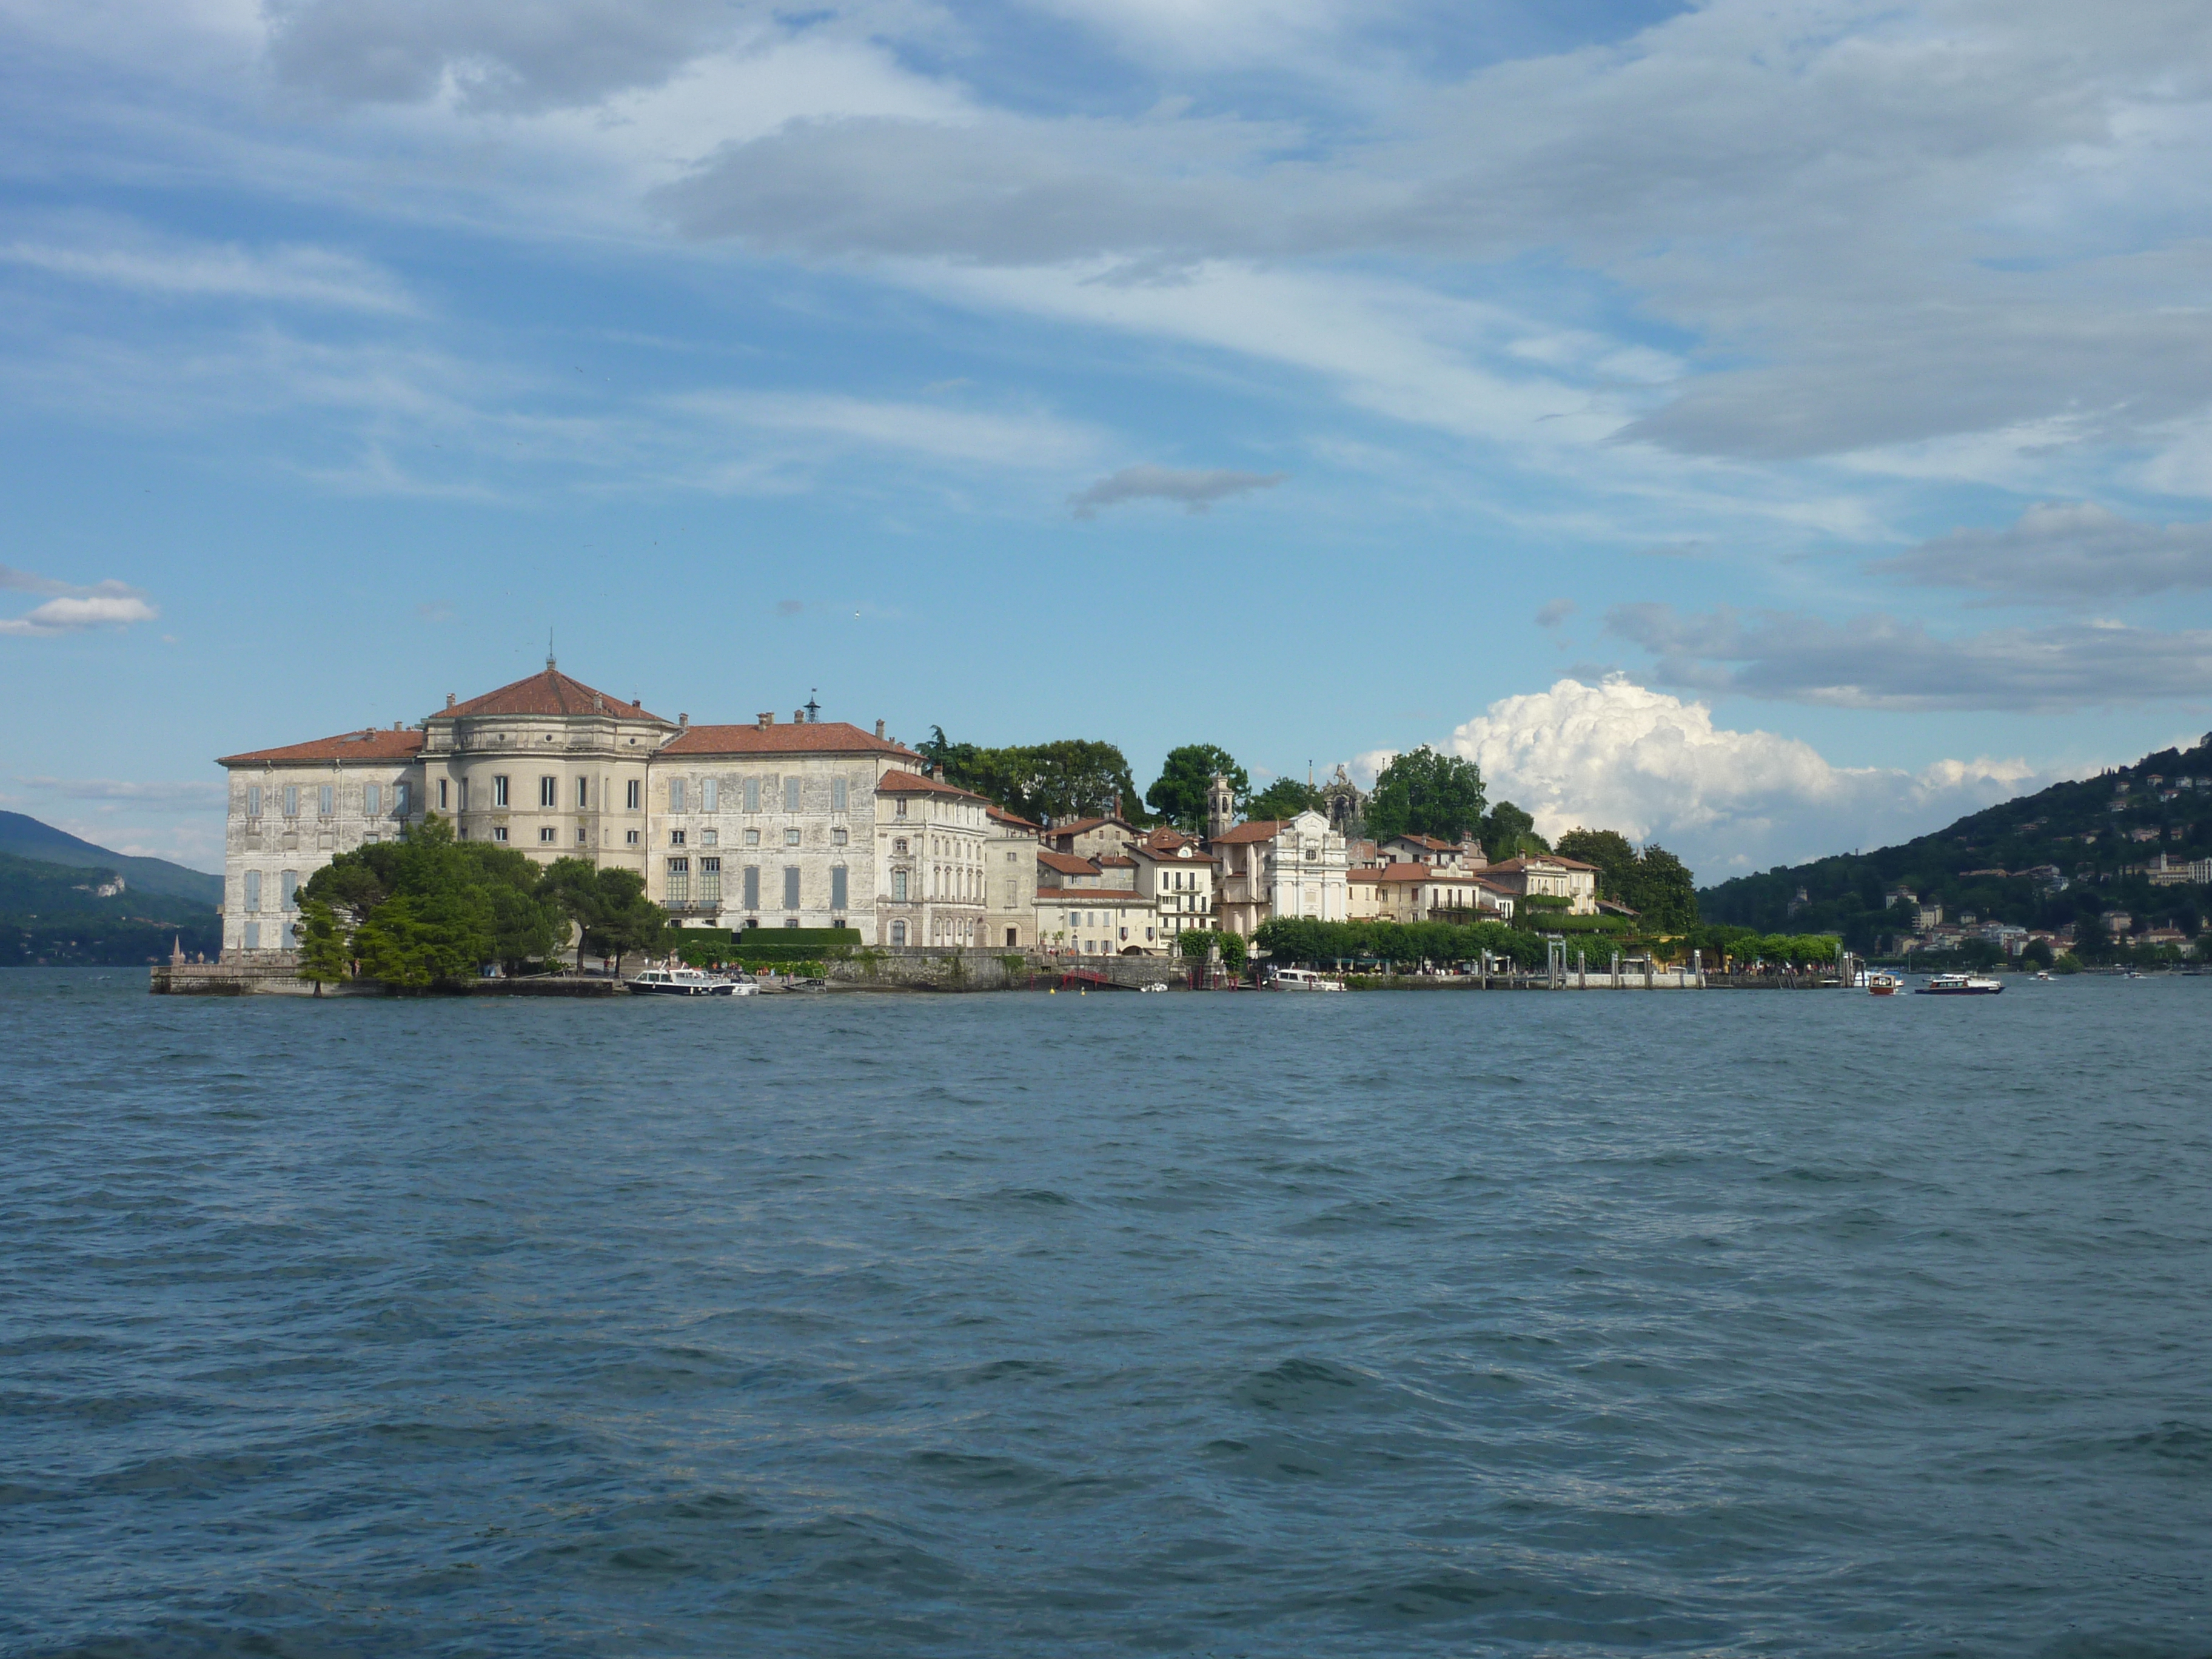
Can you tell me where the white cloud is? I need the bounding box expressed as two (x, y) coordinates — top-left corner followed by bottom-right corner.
(668, 390), (1104, 470)
(1068, 464), (1283, 517)
(1449, 675), (2060, 878)
(0, 236), (414, 312)
(0, 568), (158, 637)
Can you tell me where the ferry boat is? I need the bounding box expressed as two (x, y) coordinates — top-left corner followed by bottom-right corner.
(1269, 967), (1344, 992)
(1914, 973), (2003, 996)
(1866, 972), (1901, 996)
(627, 967), (746, 997)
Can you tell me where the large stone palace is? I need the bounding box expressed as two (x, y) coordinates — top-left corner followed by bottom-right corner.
(216, 660), (993, 957)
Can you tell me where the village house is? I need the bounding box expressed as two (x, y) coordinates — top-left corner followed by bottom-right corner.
(1037, 885), (1161, 955)
(984, 805), (1042, 950)
(1347, 863), (1515, 923)
(1472, 853), (1601, 917)
(1124, 828), (1219, 944)
(1210, 802), (1351, 937)
(1041, 808), (1143, 862)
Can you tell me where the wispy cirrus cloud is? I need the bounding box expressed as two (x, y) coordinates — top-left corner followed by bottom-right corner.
(0, 235), (415, 313)
(0, 566), (158, 638)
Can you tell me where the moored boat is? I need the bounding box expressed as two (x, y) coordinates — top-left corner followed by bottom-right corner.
(1269, 967), (1343, 991)
(1867, 972), (1900, 996)
(628, 967), (741, 997)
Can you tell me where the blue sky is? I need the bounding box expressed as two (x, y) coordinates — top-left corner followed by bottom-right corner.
(5, 0), (2212, 877)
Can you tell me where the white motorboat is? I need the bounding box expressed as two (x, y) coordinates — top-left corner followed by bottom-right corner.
(1269, 967), (1344, 992)
(628, 967), (742, 997)
(1866, 972), (1901, 996)
(1914, 973), (2003, 996)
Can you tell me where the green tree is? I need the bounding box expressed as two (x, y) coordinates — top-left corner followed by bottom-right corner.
(1634, 846), (1698, 932)
(537, 856), (603, 970)
(915, 730), (1145, 824)
(1366, 747), (1486, 844)
(2021, 937), (2054, 968)
(1244, 777), (1324, 822)
(1554, 828), (1638, 903)
(590, 866), (668, 978)
(295, 898), (352, 995)
(1147, 745), (1249, 831)
(1478, 799), (1548, 859)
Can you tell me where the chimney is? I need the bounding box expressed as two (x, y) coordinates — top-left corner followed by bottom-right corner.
(1111, 792), (1121, 820)
(758, 711), (774, 729)
(445, 692), (455, 709)
(875, 719), (885, 739)
(933, 764), (945, 782)
(794, 709), (805, 725)
(679, 712), (688, 727)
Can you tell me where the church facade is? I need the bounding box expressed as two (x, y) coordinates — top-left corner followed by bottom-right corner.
(215, 662), (991, 957)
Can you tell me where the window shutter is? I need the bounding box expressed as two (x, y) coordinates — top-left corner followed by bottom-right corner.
(783, 866), (800, 909)
(833, 777), (848, 811)
(831, 865), (848, 910)
(670, 779), (686, 813)
(785, 777), (801, 813)
(743, 866), (760, 909)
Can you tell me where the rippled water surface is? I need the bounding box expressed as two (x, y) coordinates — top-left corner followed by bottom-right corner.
(4, 969), (2210, 1657)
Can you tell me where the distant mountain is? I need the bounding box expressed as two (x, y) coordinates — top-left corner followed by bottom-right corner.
(0, 811), (221, 905)
(1697, 734), (2212, 954)
(0, 850), (221, 966)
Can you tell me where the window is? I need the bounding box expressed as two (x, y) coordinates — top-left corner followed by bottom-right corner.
(669, 779), (686, 813)
(577, 777), (589, 809)
(280, 870), (299, 911)
(244, 870), (262, 912)
(743, 866), (760, 909)
(893, 870), (908, 902)
(667, 857), (690, 903)
(319, 785), (333, 817)
(896, 799), (908, 819)
(783, 866), (801, 910)
(363, 783), (381, 817)
(247, 785), (262, 818)
(437, 779), (448, 810)
(397, 782), (411, 816)
(833, 777), (848, 812)
(493, 827), (509, 843)
(671, 830), (686, 846)
(703, 779), (719, 813)
(831, 865), (848, 911)
(785, 917), (801, 929)
(785, 778), (802, 813)
(891, 921), (907, 945)
(700, 858), (722, 903)
(744, 778), (760, 812)
(893, 839), (908, 855)
(832, 827), (848, 846)
(785, 827), (801, 846)
(626, 829), (640, 845)
(743, 828), (760, 847)
(626, 779), (641, 811)
(494, 776), (510, 808)
(460, 779), (471, 812)
(244, 922), (260, 950)
(702, 829), (718, 847)
(283, 786), (299, 817)
(577, 829), (588, 843)
(539, 827), (557, 843)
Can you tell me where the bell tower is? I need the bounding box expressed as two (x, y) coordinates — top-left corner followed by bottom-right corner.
(1206, 773), (1236, 840)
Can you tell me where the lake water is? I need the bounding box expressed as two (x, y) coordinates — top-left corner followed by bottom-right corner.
(3, 970), (2208, 1657)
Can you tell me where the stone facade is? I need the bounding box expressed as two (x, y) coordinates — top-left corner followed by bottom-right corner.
(985, 806), (1041, 950)
(1211, 808), (1350, 937)
(215, 663), (937, 958)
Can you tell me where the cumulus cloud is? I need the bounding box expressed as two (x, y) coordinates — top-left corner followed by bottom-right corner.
(1873, 502), (2212, 602)
(1068, 464), (1284, 517)
(1605, 603), (2212, 712)
(1450, 677), (2057, 879)
(0, 567), (158, 638)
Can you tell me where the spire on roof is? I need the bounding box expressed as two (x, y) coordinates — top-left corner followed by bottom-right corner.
(546, 626), (556, 671)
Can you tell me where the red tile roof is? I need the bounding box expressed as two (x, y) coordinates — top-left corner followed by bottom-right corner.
(1037, 887), (1151, 903)
(988, 805), (1043, 832)
(1037, 849), (1101, 876)
(875, 768), (987, 800)
(219, 729), (426, 766)
(1482, 854), (1598, 874)
(1348, 862), (1435, 885)
(663, 720), (920, 759)
(1129, 840), (1219, 865)
(1050, 814), (1137, 837)
(1208, 819), (1288, 845)
(438, 666), (671, 725)
(1098, 856), (1135, 868)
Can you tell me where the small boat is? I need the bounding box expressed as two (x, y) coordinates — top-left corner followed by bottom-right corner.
(1914, 973), (2003, 996)
(1867, 972), (1900, 996)
(1269, 967), (1344, 992)
(1138, 982), (1167, 993)
(628, 967), (740, 997)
